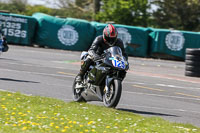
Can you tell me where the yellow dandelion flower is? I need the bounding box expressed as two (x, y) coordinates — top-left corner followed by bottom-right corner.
(61, 129), (66, 132)
(17, 97), (20, 100)
(92, 129), (95, 132)
(12, 124), (17, 126)
(32, 122), (37, 126)
(85, 129), (89, 132)
(106, 126), (110, 128)
(27, 110), (31, 113)
(73, 121), (77, 124)
(60, 118), (64, 120)
(80, 125), (83, 127)
(12, 112), (16, 115)
(64, 126), (69, 129)
(13, 107), (16, 110)
(68, 121), (72, 124)
(88, 121), (94, 125)
(18, 112), (23, 115)
(50, 123), (54, 126)
(80, 132), (83, 133)
(55, 126), (59, 129)
(1, 98), (5, 100)
(5, 113), (9, 116)
(123, 129), (128, 132)
(22, 114), (27, 116)
(8, 94), (12, 96)
(61, 122), (65, 125)
(22, 120), (27, 124)
(22, 127), (27, 130)
(18, 124), (21, 126)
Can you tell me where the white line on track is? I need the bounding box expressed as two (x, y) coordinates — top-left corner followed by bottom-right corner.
(124, 81), (200, 91)
(156, 84), (200, 90)
(123, 91), (200, 101)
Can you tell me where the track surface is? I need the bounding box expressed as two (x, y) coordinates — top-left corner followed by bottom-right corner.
(1, 45), (200, 127)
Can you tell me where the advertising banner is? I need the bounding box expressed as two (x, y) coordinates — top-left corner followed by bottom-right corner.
(149, 29), (200, 59)
(32, 13), (96, 51)
(91, 22), (149, 57)
(0, 13), (37, 45)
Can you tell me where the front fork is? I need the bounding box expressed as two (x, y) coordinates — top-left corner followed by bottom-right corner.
(105, 76), (113, 94)
(105, 70), (125, 94)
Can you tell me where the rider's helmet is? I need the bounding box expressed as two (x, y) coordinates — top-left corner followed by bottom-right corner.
(103, 24), (118, 46)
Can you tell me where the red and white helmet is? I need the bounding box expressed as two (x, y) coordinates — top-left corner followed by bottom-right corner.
(103, 24), (118, 46)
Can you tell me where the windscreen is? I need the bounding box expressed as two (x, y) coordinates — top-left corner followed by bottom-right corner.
(105, 46), (123, 58)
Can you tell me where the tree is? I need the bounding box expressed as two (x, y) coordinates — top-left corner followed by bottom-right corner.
(152, 0), (200, 31)
(54, 0), (93, 20)
(95, 0), (150, 27)
(0, 0), (27, 14)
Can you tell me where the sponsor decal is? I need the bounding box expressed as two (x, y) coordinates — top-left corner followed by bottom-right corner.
(165, 31), (185, 51)
(58, 25), (79, 46)
(117, 28), (131, 48)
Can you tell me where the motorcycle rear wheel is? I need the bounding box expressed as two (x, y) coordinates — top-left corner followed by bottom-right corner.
(72, 77), (85, 102)
(103, 79), (122, 108)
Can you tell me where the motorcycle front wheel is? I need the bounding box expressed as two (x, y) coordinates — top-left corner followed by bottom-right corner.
(72, 77), (85, 102)
(103, 79), (122, 108)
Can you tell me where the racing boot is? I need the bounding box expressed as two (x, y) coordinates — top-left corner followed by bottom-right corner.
(76, 58), (92, 83)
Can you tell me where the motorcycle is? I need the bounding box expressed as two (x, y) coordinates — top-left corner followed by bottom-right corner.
(0, 35), (4, 55)
(72, 46), (129, 108)
(0, 34), (8, 55)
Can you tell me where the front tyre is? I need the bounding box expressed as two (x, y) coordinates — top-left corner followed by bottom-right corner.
(103, 79), (122, 108)
(72, 77), (85, 102)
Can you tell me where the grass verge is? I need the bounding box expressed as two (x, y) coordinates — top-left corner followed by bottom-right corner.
(0, 91), (199, 133)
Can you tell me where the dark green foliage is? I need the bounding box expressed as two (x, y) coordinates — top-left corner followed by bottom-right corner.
(96, 0), (151, 27)
(152, 0), (200, 31)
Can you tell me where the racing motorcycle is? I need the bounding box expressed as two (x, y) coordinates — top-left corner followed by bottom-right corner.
(72, 46), (129, 108)
(0, 34), (8, 55)
(0, 35), (4, 55)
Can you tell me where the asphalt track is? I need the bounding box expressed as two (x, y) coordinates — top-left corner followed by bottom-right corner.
(1, 45), (200, 127)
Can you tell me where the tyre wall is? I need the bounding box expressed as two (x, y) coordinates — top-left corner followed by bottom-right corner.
(185, 48), (200, 77)
(91, 22), (149, 57)
(149, 28), (200, 60)
(32, 13), (96, 51)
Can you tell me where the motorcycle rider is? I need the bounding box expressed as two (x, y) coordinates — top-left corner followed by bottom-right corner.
(76, 24), (128, 83)
(0, 28), (9, 52)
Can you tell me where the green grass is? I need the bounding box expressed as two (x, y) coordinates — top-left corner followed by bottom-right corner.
(0, 91), (199, 133)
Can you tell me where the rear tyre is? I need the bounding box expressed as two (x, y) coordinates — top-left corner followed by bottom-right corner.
(185, 60), (200, 67)
(185, 55), (200, 62)
(72, 77), (85, 102)
(186, 48), (200, 56)
(185, 70), (200, 77)
(103, 79), (122, 108)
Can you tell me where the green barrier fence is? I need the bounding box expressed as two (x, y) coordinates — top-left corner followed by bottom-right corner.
(0, 13), (37, 45)
(32, 13), (96, 51)
(91, 22), (149, 57)
(149, 29), (200, 59)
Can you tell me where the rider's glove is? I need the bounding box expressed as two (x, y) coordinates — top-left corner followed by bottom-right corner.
(88, 51), (100, 60)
